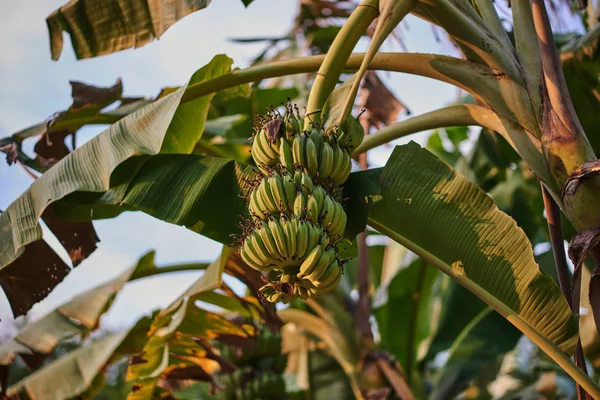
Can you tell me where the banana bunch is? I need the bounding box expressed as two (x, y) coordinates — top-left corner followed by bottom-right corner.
(247, 169), (347, 238)
(240, 107), (363, 303)
(252, 126), (352, 185)
(240, 216), (329, 271)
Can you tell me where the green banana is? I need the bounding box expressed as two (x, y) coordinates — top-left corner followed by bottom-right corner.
(279, 139), (294, 171)
(309, 128), (323, 157)
(300, 247), (334, 279)
(313, 260), (341, 287)
(241, 109), (358, 302)
(306, 195), (319, 224)
(301, 171), (313, 193)
(284, 113), (301, 139)
(330, 143), (346, 184)
(253, 184), (270, 217)
(282, 175), (297, 209)
(240, 241), (263, 271)
(270, 173), (286, 212)
(292, 134), (306, 167)
(293, 169), (303, 188)
(242, 236), (271, 271)
(294, 285), (309, 301)
(282, 218), (296, 260)
(304, 249), (331, 282)
(312, 186), (325, 213)
(252, 137), (271, 168)
(269, 218), (289, 260)
(321, 195), (336, 229)
(305, 136), (319, 177)
(318, 142), (334, 179)
(337, 150), (352, 183)
(293, 192), (306, 218)
(258, 129), (279, 159)
(328, 200), (347, 238)
(295, 219), (308, 259)
(249, 232), (271, 266)
(258, 221), (280, 260)
(249, 189), (265, 219)
(298, 245), (323, 276)
(259, 178), (277, 213)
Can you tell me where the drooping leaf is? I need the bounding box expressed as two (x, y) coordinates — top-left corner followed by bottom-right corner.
(0, 79), (143, 173)
(0, 55), (235, 312)
(6, 316), (153, 400)
(40, 205), (99, 267)
(0, 238), (70, 319)
(363, 142), (577, 354)
(430, 308), (521, 400)
(0, 251), (157, 367)
(55, 154), (254, 246)
(125, 248), (255, 398)
(47, 0), (212, 60)
(160, 57), (234, 153)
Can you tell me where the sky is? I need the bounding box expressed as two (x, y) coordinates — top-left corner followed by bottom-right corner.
(0, 0), (459, 336)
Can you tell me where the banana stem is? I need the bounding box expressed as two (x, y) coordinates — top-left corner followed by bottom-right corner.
(303, 0), (380, 127)
(181, 53), (484, 109)
(129, 262), (209, 281)
(18, 54), (497, 145)
(351, 104), (506, 156)
(338, 0), (417, 125)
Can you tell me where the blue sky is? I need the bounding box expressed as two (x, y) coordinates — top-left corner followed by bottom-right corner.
(0, 0), (458, 335)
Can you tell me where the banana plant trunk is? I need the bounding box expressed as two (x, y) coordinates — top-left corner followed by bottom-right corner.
(527, 0), (600, 337)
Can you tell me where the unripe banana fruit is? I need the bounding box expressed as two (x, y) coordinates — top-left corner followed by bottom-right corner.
(240, 105), (364, 303)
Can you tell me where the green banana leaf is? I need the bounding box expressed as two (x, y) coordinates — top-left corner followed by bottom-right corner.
(47, 0), (212, 60)
(0, 54), (233, 288)
(56, 155), (254, 245)
(363, 142), (577, 354)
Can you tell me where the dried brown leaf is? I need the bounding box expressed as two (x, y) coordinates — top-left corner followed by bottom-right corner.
(41, 205), (99, 267)
(70, 79), (123, 110)
(358, 71), (408, 132)
(34, 130), (72, 167)
(0, 142), (18, 165)
(0, 239), (70, 317)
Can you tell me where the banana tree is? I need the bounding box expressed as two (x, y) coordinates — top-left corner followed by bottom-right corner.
(2, 0), (600, 398)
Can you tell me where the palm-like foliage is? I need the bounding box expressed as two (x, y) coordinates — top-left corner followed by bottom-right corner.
(2, 0), (600, 399)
